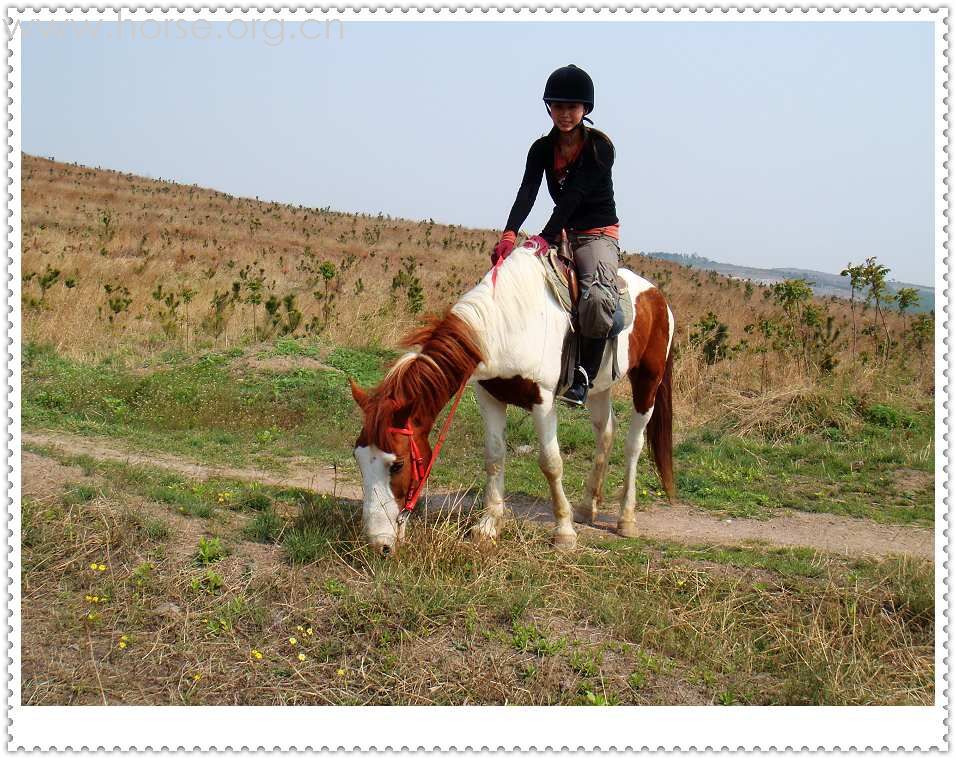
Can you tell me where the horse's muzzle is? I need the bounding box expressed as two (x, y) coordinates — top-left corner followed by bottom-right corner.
(368, 534), (395, 558)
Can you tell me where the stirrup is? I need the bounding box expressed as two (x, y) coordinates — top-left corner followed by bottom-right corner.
(558, 367), (589, 408)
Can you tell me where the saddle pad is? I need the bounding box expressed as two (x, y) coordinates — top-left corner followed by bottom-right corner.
(540, 251), (574, 314)
(538, 251), (635, 332)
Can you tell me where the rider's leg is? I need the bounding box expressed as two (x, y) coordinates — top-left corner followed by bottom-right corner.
(558, 234), (621, 407)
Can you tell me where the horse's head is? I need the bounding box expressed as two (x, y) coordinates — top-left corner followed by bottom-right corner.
(349, 378), (432, 556)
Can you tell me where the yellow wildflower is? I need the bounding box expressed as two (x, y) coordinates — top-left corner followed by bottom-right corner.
(97, 564), (107, 572)
(192, 673), (202, 682)
(118, 641), (127, 649)
(297, 653), (306, 662)
(251, 649), (263, 660)
(288, 637), (297, 646)
(296, 625), (304, 633)
(336, 668), (346, 677)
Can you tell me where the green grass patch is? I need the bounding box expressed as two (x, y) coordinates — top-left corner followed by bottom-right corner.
(244, 509), (284, 544)
(23, 339), (934, 525)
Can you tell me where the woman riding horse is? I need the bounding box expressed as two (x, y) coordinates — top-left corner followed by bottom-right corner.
(349, 64), (674, 556)
(491, 63), (620, 407)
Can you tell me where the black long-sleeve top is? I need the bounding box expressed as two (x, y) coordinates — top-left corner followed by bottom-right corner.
(504, 126), (618, 245)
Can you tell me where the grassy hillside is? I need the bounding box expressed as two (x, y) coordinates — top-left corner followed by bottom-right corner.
(18, 153), (936, 705)
(21, 152), (933, 426)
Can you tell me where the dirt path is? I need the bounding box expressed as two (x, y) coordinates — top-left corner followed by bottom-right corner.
(22, 429), (364, 500)
(22, 429), (933, 560)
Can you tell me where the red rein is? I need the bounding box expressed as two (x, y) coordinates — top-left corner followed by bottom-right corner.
(386, 381), (468, 521)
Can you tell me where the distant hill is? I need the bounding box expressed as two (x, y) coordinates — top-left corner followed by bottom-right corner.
(644, 252), (935, 313)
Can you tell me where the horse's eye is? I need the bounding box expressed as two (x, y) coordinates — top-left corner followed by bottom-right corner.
(389, 461), (404, 475)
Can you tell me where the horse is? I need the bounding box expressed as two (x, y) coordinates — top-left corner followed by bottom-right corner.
(349, 240), (675, 556)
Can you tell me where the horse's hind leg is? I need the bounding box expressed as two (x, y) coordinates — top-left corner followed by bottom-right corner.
(471, 383), (508, 544)
(619, 361), (659, 537)
(532, 394), (577, 550)
(573, 388), (614, 526)
(619, 408), (653, 537)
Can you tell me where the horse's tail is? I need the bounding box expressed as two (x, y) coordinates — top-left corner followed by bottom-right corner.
(647, 343), (675, 501)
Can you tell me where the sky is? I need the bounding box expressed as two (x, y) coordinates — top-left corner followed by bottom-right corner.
(21, 18), (936, 286)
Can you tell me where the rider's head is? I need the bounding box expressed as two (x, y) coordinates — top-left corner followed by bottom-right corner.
(543, 64), (594, 129)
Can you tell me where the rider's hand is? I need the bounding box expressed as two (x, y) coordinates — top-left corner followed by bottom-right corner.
(491, 232), (517, 266)
(525, 235), (550, 256)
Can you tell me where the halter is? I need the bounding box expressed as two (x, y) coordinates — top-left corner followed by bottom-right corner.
(386, 380), (468, 525)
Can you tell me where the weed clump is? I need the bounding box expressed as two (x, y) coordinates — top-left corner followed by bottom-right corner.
(195, 536), (226, 566)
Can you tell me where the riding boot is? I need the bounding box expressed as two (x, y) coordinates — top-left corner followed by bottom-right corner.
(559, 336), (608, 407)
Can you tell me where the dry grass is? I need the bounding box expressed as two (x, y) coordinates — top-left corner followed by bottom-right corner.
(22, 154), (933, 418)
(21, 450), (934, 706)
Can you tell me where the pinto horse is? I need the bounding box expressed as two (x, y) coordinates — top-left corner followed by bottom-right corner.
(349, 241), (675, 556)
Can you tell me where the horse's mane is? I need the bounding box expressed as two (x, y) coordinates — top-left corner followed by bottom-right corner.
(365, 311), (484, 450)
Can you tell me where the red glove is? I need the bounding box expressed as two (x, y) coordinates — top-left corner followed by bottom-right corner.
(491, 231), (517, 265)
(525, 235), (550, 256)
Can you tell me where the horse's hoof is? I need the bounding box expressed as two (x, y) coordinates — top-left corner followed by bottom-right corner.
(470, 533), (498, 554)
(470, 516), (500, 546)
(470, 527), (495, 546)
(617, 520), (639, 538)
(552, 531), (577, 551)
(573, 507), (595, 525)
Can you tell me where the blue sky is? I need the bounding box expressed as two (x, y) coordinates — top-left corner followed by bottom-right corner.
(22, 19), (936, 285)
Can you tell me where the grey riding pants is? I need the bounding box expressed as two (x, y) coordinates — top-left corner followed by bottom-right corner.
(568, 232), (622, 338)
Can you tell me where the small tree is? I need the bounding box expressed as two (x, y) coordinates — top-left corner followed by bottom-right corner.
(807, 312), (842, 374)
(840, 261), (867, 362)
(894, 287), (920, 337)
(37, 264), (60, 302)
(906, 312), (934, 373)
(861, 256), (892, 362)
(771, 278), (814, 369)
(689, 311), (731, 365)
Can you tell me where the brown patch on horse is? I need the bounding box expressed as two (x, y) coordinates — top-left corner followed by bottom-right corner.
(479, 376), (543, 411)
(626, 286), (676, 500)
(359, 311), (484, 452)
(627, 287), (669, 375)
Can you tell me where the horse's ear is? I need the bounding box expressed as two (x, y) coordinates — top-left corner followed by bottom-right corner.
(391, 401), (413, 430)
(349, 378), (369, 410)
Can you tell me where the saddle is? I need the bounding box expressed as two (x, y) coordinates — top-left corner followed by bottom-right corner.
(537, 243), (635, 394)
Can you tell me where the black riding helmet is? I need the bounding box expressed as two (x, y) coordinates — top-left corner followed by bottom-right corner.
(543, 64), (595, 115)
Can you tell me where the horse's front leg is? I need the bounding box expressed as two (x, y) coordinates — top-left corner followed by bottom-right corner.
(471, 383), (508, 544)
(574, 388), (614, 525)
(532, 393), (577, 550)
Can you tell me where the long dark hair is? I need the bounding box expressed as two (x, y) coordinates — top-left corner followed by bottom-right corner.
(584, 125), (615, 168)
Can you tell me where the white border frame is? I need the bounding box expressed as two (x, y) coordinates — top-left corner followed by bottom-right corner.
(4, 6), (949, 751)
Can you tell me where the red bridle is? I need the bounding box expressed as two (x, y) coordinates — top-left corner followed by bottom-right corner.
(386, 381), (468, 524)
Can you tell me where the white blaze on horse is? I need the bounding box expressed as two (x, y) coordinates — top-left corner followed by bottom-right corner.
(350, 241), (675, 556)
